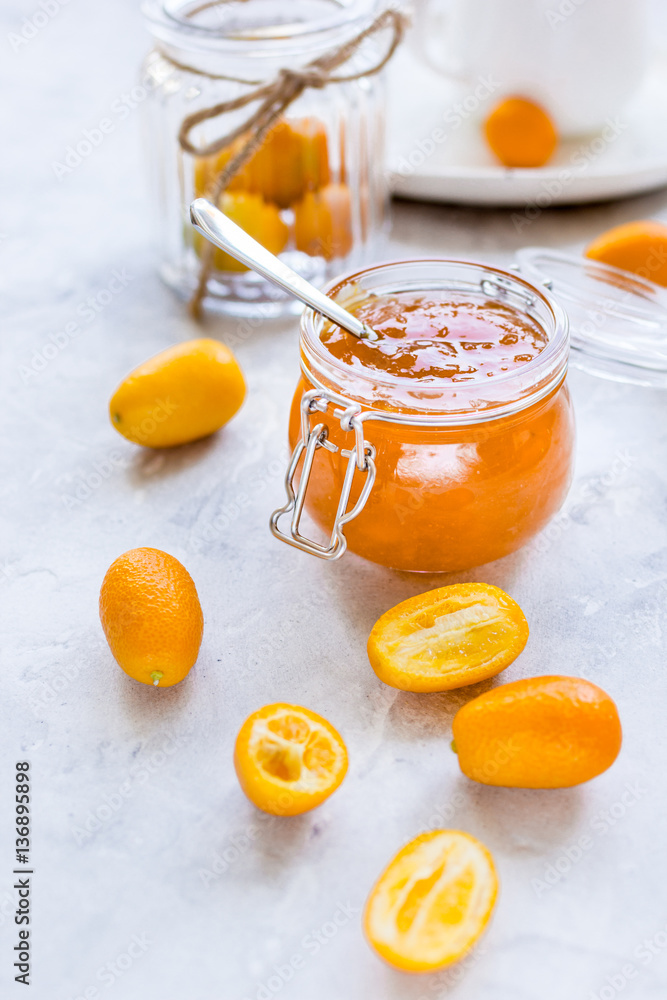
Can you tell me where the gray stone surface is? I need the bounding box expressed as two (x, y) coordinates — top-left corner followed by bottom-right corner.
(2, 2), (667, 999)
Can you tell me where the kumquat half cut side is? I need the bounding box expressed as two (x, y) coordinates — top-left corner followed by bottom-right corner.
(234, 703), (348, 816)
(364, 830), (498, 973)
(367, 583), (529, 692)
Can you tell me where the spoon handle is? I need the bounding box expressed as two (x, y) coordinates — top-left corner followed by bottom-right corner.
(190, 198), (375, 340)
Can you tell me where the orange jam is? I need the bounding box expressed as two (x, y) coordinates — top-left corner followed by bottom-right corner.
(320, 293), (548, 382)
(287, 263), (574, 572)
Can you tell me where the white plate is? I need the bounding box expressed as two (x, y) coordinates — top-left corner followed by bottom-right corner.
(387, 44), (667, 207)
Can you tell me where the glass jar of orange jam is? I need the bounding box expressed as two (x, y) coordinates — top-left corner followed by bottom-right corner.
(271, 260), (575, 572)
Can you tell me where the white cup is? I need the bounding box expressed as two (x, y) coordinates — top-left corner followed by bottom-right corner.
(415, 0), (649, 137)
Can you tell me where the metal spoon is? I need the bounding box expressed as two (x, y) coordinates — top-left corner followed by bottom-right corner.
(190, 198), (379, 341)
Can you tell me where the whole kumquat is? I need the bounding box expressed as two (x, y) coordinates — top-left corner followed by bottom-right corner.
(367, 583), (529, 692)
(99, 547), (204, 688)
(364, 830), (498, 973)
(452, 675), (622, 788)
(234, 703), (348, 816)
(484, 96), (558, 167)
(109, 337), (246, 448)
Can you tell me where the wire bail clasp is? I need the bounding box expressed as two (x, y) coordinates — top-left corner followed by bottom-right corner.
(270, 389), (376, 560)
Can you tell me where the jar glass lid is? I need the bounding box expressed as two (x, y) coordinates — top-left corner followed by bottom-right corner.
(516, 247), (667, 387)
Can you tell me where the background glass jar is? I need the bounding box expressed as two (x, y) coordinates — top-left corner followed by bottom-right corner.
(142, 0), (390, 316)
(272, 260), (575, 572)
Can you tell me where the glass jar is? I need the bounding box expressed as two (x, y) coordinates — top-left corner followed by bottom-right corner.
(271, 259), (575, 572)
(141, 0), (391, 316)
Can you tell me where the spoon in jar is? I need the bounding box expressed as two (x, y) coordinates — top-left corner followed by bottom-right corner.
(190, 198), (380, 342)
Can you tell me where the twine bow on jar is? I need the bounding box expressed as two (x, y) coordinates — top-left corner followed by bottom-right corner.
(157, 5), (409, 318)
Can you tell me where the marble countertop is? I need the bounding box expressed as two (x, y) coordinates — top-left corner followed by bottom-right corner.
(3, 2), (667, 999)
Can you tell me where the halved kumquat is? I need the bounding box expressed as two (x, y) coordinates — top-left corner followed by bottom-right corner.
(234, 703), (348, 816)
(364, 830), (498, 973)
(452, 675), (622, 788)
(367, 583), (529, 692)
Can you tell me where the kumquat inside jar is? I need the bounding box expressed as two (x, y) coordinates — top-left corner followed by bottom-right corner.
(271, 259), (575, 572)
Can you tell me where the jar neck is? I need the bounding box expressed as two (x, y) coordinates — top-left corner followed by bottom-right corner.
(142, 0), (380, 73)
(299, 259), (570, 427)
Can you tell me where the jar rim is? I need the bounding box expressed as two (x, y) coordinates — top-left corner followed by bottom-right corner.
(142, 0), (377, 49)
(300, 258), (570, 424)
